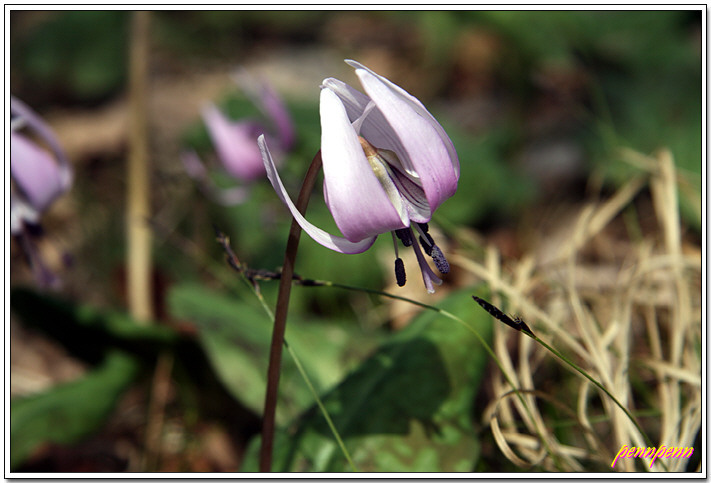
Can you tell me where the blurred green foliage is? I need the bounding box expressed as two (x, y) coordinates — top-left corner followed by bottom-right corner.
(10, 286), (262, 470)
(12, 11), (129, 102)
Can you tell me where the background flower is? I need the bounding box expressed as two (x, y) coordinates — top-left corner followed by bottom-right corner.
(11, 96), (72, 287)
(183, 72), (295, 205)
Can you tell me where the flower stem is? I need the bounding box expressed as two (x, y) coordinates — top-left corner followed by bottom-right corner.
(214, 227), (357, 471)
(259, 151), (323, 472)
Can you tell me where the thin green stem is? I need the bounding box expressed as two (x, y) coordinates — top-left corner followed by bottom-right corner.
(241, 269), (357, 472)
(215, 226), (357, 471)
(255, 300), (357, 471)
(283, 341), (358, 471)
(532, 336), (659, 455)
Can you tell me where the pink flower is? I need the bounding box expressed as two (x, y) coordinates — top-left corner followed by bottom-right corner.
(183, 72), (294, 205)
(259, 60), (459, 292)
(11, 96), (72, 288)
(202, 105), (267, 181)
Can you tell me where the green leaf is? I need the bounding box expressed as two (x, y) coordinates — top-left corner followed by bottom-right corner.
(10, 351), (141, 469)
(241, 289), (492, 472)
(167, 283), (378, 422)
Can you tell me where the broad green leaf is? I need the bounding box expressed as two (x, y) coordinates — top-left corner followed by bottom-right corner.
(10, 351), (140, 469)
(241, 289), (492, 472)
(167, 283), (378, 422)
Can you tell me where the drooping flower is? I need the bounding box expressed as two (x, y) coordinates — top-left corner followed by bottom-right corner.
(259, 60), (459, 292)
(183, 71), (295, 205)
(11, 96), (73, 287)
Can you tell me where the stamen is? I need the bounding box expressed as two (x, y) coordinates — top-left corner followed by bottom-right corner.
(391, 231), (400, 258)
(419, 234), (434, 256)
(395, 228), (413, 247)
(412, 222), (434, 255)
(394, 258), (406, 287)
(392, 232), (407, 287)
(412, 222), (449, 273)
(431, 245), (450, 274)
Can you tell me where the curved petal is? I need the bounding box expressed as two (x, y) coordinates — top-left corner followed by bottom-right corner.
(11, 132), (65, 212)
(346, 60), (460, 178)
(322, 77), (433, 223)
(353, 64), (459, 213)
(258, 135), (377, 254)
(202, 105), (266, 181)
(321, 77), (370, 120)
(319, 87), (407, 241)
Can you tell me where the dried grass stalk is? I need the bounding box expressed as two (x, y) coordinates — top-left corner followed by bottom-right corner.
(455, 149), (701, 472)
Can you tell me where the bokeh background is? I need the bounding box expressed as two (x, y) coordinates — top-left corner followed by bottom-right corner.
(9, 10), (702, 472)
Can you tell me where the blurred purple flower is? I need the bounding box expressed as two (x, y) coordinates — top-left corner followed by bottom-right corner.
(259, 60), (459, 293)
(183, 71), (294, 205)
(11, 132), (67, 214)
(202, 104), (266, 181)
(11, 96), (72, 287)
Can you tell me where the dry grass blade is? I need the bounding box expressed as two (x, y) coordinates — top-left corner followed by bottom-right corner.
(453, 148), (701, 472)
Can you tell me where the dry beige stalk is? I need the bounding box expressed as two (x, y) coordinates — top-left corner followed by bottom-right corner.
(454, 149), (701, 472)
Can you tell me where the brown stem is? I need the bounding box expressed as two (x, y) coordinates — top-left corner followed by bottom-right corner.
(259, 151), (323, 472)
(141, 351), (174, 471)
